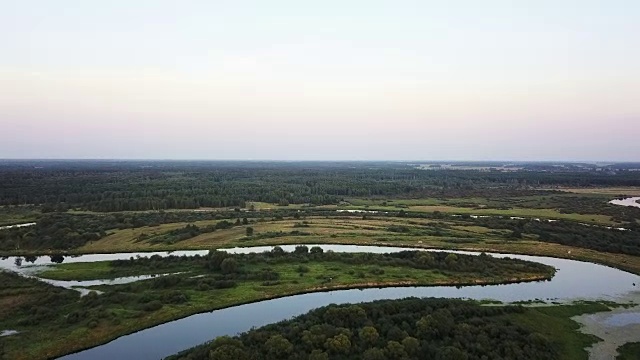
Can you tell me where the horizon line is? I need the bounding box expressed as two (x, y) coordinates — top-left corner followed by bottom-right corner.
(0, 158), (638, 164)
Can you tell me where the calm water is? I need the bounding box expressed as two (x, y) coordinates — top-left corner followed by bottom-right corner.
(0, 222), (36, 230)
(609, 196), (640, 208)
(603, 313), (640, 327)
(45, 244), (640, 360)
(0, 330), (19, 337)
(0, 250), (210, 272)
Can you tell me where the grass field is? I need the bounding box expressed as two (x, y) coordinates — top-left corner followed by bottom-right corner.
(509, 303), (611, 360)
(558, 187), (640, 196)
(332, 202), (616, 224)
(79, 219), (223, 252)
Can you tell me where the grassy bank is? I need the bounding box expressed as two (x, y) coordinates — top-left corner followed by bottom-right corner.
(509, 303), (610, 360)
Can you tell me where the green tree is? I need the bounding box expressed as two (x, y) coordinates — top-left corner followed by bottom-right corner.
(416, 253), (434, 267)
(323, 305), (367, 328)
(416, 315), (436, 338)
(301, 325), (330, 348)
(445, 253), (458, 266)
(265, 335), (293, 358)
(437, 346), (468, 360)
(220, 258), (238, 274)
(278, 198), (289, 206)
(271, 246), (285, 256)
(294, 245), (309, 254)
(402, 337), (420, 356)
(310, 246), (324, 254)
(386, 340), (408, 359)
(363, 348), (386, 360)
(324, 334), (351, 354)
(308, 350), (329, 360)
(208, 336), (248, 360)
(209, 345), (248, 360)
(207, 250), (228, 271)
(246, 227), (254, 236)
(359, 326), (379, 345)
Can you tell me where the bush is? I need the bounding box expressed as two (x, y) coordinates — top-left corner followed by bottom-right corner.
(143, 300), (163, 312)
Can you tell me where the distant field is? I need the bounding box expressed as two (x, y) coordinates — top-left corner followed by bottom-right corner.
(80, 220), (222, 252)
(77, 216), (640, 275)
(557, 187), (640, 196)
(324, 202), (615, 225)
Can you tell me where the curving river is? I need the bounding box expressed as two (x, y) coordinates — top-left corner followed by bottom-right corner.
(2, 244), (632, 360)
(0, 197), (636, 358)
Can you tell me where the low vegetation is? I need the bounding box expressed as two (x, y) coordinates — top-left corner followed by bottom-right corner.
(617, 342), (640, 359)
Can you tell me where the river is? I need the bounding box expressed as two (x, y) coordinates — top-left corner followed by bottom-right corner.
(1, 244), (632, 360)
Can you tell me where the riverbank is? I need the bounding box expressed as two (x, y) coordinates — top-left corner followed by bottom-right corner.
(170, 298), (612, 360)
(2, 250), (555, 360)
(8, 237), (639, 276)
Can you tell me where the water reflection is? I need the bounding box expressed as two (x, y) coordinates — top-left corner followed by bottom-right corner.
(609, 196), (640, 209)
(603, 313), (640, 327)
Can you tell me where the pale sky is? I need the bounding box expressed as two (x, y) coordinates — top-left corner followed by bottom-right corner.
(1, 0), (639, 161)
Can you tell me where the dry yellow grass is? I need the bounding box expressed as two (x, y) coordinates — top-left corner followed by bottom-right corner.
(80, 220), (220, 252)
(451, 225), (495, 234)
(556, 187), (640, 196)
(76, 216), (640, 275)
(406, 205), (614, 224)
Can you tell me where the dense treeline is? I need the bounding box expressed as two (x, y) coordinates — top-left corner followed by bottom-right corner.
(2, 161), (640, 212)
(473, 217), (640, 256)
(172, 297), (557, 360)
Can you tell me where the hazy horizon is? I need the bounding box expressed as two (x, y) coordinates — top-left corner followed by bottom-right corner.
(1, 158), (637, 165)
(2, 1), (639, 161)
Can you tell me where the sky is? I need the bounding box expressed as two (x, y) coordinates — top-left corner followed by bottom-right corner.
(1, 1), (639, 161)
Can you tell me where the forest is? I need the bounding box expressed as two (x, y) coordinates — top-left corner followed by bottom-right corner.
(1, 161), (640, 212)
(171, 297), (557, 360)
